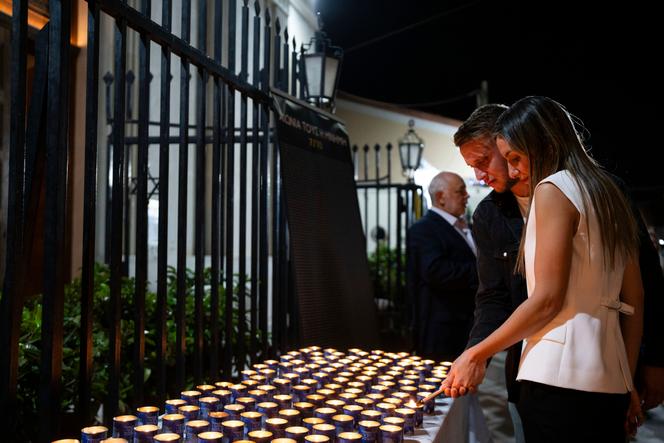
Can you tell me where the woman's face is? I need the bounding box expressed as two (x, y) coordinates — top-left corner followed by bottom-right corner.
(496, 136), (530, 189)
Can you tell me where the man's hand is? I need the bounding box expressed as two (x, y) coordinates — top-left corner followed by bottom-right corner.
(639, 365), (664, 410)
(440, 347), (487, 398)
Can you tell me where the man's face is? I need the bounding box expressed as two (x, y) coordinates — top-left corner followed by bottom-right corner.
(458, 138), (513, 193)
(439, 176), (469, 218)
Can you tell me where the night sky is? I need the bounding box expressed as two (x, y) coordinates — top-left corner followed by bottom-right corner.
(318, 0), (664, 220)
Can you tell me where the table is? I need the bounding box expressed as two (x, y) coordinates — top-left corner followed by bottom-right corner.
(408, 394), (493, 443)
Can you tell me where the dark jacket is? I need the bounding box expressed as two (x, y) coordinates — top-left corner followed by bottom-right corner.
(468, 191), (526, 402)
(407, 210), (478, 361)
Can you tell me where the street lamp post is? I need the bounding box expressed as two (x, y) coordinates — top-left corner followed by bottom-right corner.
(301, 13), (343, 113)
(398, 119), (424, 183)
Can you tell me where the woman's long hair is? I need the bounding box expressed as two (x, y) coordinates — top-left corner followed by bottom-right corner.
(494, 96), (638, 273)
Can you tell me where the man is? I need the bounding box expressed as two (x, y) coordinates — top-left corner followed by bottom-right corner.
(446, 104), (664, 432)
(407, 171), (478, 361)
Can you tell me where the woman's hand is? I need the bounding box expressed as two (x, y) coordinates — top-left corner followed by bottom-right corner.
(625, 389), (644, 437)
(440, 347), (486, 397)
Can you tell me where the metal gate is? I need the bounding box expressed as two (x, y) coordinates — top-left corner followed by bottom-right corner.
(0, 0), (307, 439)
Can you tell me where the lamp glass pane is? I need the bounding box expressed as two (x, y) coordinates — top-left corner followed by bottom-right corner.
(304, 54), (323, 97)
(323, 57), (339, 97)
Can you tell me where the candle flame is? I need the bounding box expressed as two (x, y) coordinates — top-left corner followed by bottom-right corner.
(406, 400), (417, 408)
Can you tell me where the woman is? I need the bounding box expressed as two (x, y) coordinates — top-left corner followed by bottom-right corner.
(442, 96), (643, 441)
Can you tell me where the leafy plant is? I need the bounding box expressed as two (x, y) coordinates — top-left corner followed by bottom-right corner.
(16, 263), (257, 441)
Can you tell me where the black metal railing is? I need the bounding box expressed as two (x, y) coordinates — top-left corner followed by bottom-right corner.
(1, 0), (308, 440)
(351, 143), (425, 349)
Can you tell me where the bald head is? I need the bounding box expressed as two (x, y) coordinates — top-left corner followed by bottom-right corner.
(429, 172), (469, 217)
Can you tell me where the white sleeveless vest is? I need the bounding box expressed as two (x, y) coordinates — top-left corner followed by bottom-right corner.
(516, 170), (633, 393)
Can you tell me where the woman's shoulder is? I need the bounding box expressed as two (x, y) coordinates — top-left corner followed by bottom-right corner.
(535, 170), (583, 213)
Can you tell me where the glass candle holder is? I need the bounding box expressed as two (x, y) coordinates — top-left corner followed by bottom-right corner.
(359, 409), (382, 423)
(257, 385), (277, 400)
(180, 390), (202, 406)
(230, 384), (247, 402)
(257, 401), (279, 419)
(293, 402), (314, 419)
(311, 423), (335, 440)
(211, 390), (232, 406)
(259, 368), (276, 382)
(304, 434), (330, 443)
(247, 430), (273, 443)
(241, 379), (260, 389)
(375, 403), (396, 420)
(302, 417), (325, 431)
(338, 393), (358, 404)
(272, 439), (297, 443)
(240, 411), (263, 433)
(324, 399), (345, 412)
(292, 385), (311, 402)
(316, 389), (335, 399)
(273, 394), (294, 410)
(207, 411), (229, 432)
(221, 419), (245, 442)
(383, 398), (402, 408)
(199, 397), (221, 418)
(404, 401), (423, 427)
(214, 381), (233, 390)
(354, 398), (374, 410)
(273, 378), (292, 394)
(185, 420), (210, 440)
(265, 417), (289, 438)
(394, 409), (414, 434)
(81, 425), (108, 443)
(153, 433), (181, 442)
(248, 389), (267, 403)
(197, 384), (216, 394)
(223, 403), (245, 419)
(278, 409), (301, 426)
(112, 415), (137, 440)
(337, 432), (362, 443)
(305, 394), (325, 408)
(342, 405), (363, 424)
(383, 417), (405, 430)
(133, 424), (159, 442)
(285, 425), (309, 442)
(136, 406), (159, 425)
(236, 396), (256, 412)
(197, 431), (223, 443)
(165, 399), (188, 414)
(313, 407), (336, 421)
(416, 392), (434, 415)
(241, 369), (258, 380)
(178, 405), (200, 423)
(332, 414), (354, 434)
(358, 420), (380, 443)
(162, 414), (185, 436)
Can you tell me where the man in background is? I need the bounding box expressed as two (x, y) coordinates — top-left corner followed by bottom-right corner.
(407, 171), (478, 361)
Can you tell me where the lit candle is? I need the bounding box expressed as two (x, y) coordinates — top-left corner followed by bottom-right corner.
(383, 416), (406, 435)
(338, 393), (358, 404)
(379, 424), (403, 443)
(273, 394), (294, 410)
(259, 368), (276, 382)
(313, 407), (336, 421)
(240, 411), (263, 432)
(196, 431), (223, 443)
(81, 425), (108, 443)
(359, 409), (382, 423)
(301, 379), (319, 389)
(304, 433), (330, 443)
(248, 389), (267, 402)
(112, 415), (137, 440)
(197, 384), (216, 394)
(394, 408), (415, 433)
(256, 401), (279, 419)
(247, 430), (273, 443)
(162, 414), (185, 436)
(271, 439), (297, 443)
(236, 396), (256, 411)
(416, 392), (434, 414)
(207, 411), (229, 432)
(181, 390), (202, 406)
(285, 425), (309, 442)
(324, 399), (345, 411)
(278, 408), (301, 426)
(241, 379), (260, 389)
(365, 393), (384, 403)
(305, 394), (325, 408)
(250, 374), (267, 384)
(342, 404), (363, 424)
(302, 417), (325, 431)
(332, 414), (354, 434)
(178, 405), (200, 423)
(52, 440), (80, 443)
(165, 399), (188, 414)
(199, 396), (221, 418)
(221, 419), (245, 442)
(223, 403), (245, 419)
(257, 384), (277, 400)
(230, 384), (247, 402)
(405, 400), (423, 427)
(241, 369), (258, 380)
(185, 420), (210, 440)
(337, 432), (362, 443)
(265, 417), (289, 438)
(133, 424), (159, 442)
(292, 385), (312, 402)
(293, 402), (314, 419)
(355, 398), (374, 409)
(358, 420), (380, 443)
(213, 381), (233, 390)
(135, 405), (159, 426)
(273, 378), (292, 394)
(153, 433), (181, 442)
(311, 423), (336, 440)
(211, 390), (232, 406)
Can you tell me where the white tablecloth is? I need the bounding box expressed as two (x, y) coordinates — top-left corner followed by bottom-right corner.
(406, 394), (493, 443)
